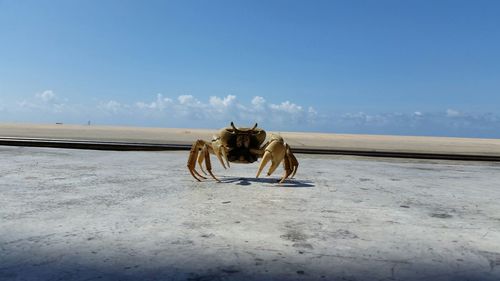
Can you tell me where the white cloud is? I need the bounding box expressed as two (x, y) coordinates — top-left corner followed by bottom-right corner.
(130, 94), (315, 127)
(98, 100), (126, 114)
(9, 91), (500, 138)
(308, 106), (317, 115)
(270, 101), (303, 114)
(446, 109), (460, 117)
(251, 96), (266, 109)
(35, 90), (56, 103)
(17, 90), (70, 113)
(136, 93), (172, 110)
(209, 95), (236, 108)
(209, 95), (238, 115)
(178, 95), (200, 106)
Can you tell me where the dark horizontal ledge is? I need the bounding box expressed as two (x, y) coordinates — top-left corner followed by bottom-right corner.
(0, 137), (186, 151)
(1, 137), (500, 162)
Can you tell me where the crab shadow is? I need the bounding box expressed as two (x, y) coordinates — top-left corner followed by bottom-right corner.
(220, 176), (314, 188)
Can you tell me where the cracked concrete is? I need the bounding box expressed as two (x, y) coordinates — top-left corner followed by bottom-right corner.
(1, 146), (500, 281)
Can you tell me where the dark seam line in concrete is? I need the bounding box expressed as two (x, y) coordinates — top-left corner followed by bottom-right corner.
(1, 137), (500, 162)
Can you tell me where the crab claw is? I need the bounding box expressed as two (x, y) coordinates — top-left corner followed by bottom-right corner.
(210, 136), (230, 169)
(256, 134), (298, 183)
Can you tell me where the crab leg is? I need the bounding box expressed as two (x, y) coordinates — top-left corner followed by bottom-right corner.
(204, 145), (220, 182)
(220, 145), (230, 168)
(188, 139), (226, 182)
(198, 143), (227, 173)
(278, 144), (298, 183)
(288, 146), (299, 178)
(279, 153), (292, 183)
(212, 140), (228, 169)
(193, 167), (207, 180)
(197, 146), (208, 175)
(188, 140), (207, 181)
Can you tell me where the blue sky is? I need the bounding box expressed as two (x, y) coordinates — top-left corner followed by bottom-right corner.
(1, 0), (499, 138)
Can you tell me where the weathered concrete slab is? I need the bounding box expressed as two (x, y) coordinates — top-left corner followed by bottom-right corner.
(1, 146), (500, 281)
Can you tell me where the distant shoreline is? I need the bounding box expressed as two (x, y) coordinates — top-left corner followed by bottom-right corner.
(1, 122), (500, 161)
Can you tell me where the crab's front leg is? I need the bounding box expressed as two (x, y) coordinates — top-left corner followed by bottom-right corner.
(255, 134), (299, 183)
(211, 136), (230, 169)
(187, 140), (220, 182)
(197, 137), (230, 175)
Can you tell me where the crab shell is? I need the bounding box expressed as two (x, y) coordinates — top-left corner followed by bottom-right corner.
(217, 122), (267, 163)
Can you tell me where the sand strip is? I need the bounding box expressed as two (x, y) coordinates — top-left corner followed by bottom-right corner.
(1, 123), (500, 160)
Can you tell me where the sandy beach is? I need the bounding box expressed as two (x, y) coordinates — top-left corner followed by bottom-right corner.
(1, 123), (500, 158)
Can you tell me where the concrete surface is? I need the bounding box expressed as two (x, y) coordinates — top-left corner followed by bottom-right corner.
(2, 123), (500, 157)
(1, 146), (500, 281)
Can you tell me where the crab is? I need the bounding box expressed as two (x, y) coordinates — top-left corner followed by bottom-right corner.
(187, 122), (299, 183)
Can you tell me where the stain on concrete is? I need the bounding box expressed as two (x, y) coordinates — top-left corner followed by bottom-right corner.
(430, 213), (453, 219)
